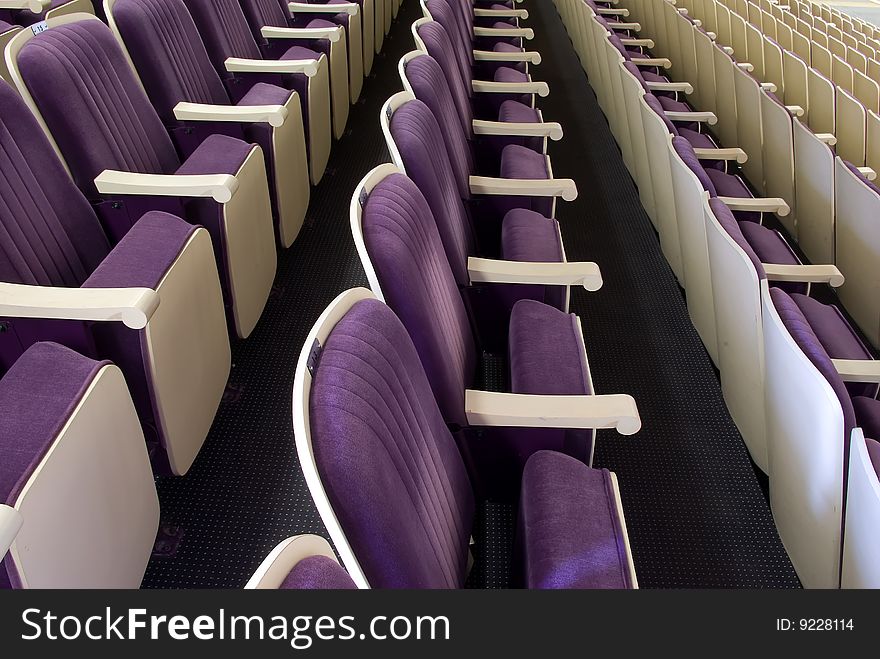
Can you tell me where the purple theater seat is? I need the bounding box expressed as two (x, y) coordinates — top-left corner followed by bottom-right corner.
(10, 16), (276, 339)
(274, 0), (366, 98)
(237, 0), (350, 140)
(182, 0), (331, 184)
(497, 144), (553, 216)
(298, 292), (636, 588)
(672, 137), (762, 222)
(0, 79), (230, 475)
(852, 397), (880, 443)
(517, 451), (633, 589)
(867, 439), (880, 478)
(358, 172), (611, 493)
(386, 98), (566, 326)
(0, 342), (159, 588)
(108, 0), (311, 247)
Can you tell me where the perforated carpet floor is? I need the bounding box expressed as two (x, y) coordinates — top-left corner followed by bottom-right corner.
(143, 0), (800, 589)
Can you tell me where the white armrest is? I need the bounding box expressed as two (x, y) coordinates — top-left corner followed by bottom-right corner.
(94, 170), (238, 204)
(464, 390), (641, 435)
(0, 282), (159, 330)
(473, 26), (534, 40)
(621, 38), (654, 48)
(473, 49), (541, 64)
(707, 32), (718, 40)
(693, 147), (748, 163)
(469, 175), (578, 201)
(597, 7), (629, 15)
(466, 257), (603, 290)
(736, 62), (755, 72)
(631, 57), (672, 68)
(645, 80), (693, 93)
(472, 79), (549, 96)
(260, 25), (342, 42)
(173, 101), (288, 127)
(676, 7), (688, 14)
(288, 1), (357, 14)
(472, 119), (563, 140)
(722, 45), (734, 55)
(0, 0), (48, 11)
(760, 82), (778, 93)
(786, 105), (805, 116)
(716, 196), (790, 216)
(815, 133), (838, 145)
(857, 166), (877, 181)
(762, 263), (845, 286)
(473, 8), (528, 18)
(832, 359), (880, 383)
(692, 18), (702, 27)
(609, 22), (641, 31)
(225, 56), (318, 77)
(0, 505), (23, 560)
(665, 110), (718, 124)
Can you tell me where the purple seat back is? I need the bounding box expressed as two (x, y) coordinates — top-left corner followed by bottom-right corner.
(425, 0), (472, 76)
(310, 298), (475, 588)
(608, 33), (632, 61)
(672, 136), (717, 195)
(239, 0), (291, 42)
(708, 198), (765, 278)
(389, 100), (475, 286)
(280, 556), (357, 589)
(416, 21), (474, 127)
(182, 0), (264, 71)
(0, 81), (108, 288)
(361, 174), (477, 426)
(112, 0), (231, 124)
(16, 20), (181, 198)
(403, 54), (474, 188)
(770, 287), (857, 441)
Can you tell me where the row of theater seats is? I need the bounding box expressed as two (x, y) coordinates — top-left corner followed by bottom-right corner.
(247, 0), (648, 589)
(554, 0), (880, 588)
(0, 0), (402, 588)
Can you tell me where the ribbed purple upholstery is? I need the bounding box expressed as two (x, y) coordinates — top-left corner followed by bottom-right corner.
(518, 451), (633, 589)
(500, 209), (564, 310)
(708, 198), (764, 277)
(498, 99), (539, 123)
(183, 0), (263, 71)
(0, 342), (110, 589)
(112, 0), (230, 123)
(361, 174), (477, 426)
(770, 288), (857, 440)
(416, 21), (474, 127)
(853, 396), (880, 444)
(425, 0), (472, 83)
(17, 21), (180, 198)
(280, 556), (357, 589)
(309, 298), (475, 588)
(240, 0), (290, 38)
(388, 100), (475, 285)
(672, 136), (717, 195)
(402, 54), (474, 180)
(0, 81), (108, 288)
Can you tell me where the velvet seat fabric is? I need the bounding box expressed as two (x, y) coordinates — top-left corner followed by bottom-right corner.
(0, 342), (110, 588)
(309, 298), (475, 588)
(280, 556), (358, 589)
(852, 397), (880, 445)
(867, 439), (880, 477)
(500, 209), (565, 309)
(518, 451), (632, 589)
(495, 144), (553, 217)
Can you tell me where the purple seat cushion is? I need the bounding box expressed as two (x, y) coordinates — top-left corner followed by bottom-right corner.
(493, 41), (522, 53)
(658, 95), (692, 113)
(706, 169), (760, 221)
(175, 133), (253, 176)
(237, 81), (292, 106)
(672, 136), (716, 194)
(500, 144), (549, 179)
(708, 198), (764, 277)
(518, 451), (633, 589)
(506, 300), (593, 463)
(678, 127), (716, 149)
(500, 209), (563, 263)
(498, 99), (540, 123)
(309, 298), (475, 588)
(280, 44), (323, 61)
(866, 438), (880, 478)
(738, 222), (806, 294)
(640, 70), (669, 84)
(500, 209), (565, 311)
(280, 556), (357, 589)
(361, 174), (477, 427)
(83, 212), (197, 291)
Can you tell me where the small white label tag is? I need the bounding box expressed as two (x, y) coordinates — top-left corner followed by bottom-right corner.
(30, 21), (49, 36)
